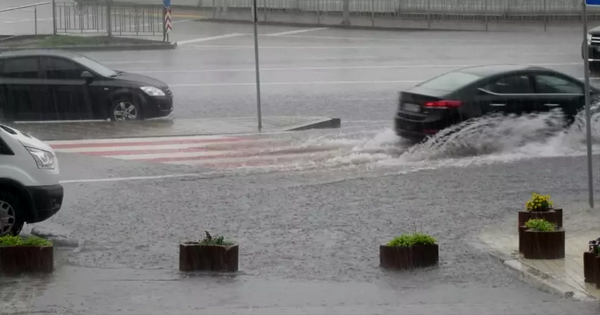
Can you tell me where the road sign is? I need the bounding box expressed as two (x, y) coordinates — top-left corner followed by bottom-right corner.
(163, 0), (171, 8)
(165, 9), (172, 33)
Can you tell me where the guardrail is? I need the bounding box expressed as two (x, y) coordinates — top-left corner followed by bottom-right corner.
(55, 1), (163, 36)
(196, 0), (600, 30)
(0, 1), (51, 35)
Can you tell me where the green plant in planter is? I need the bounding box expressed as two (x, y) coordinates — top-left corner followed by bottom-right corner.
(525, 193), (553, 212)
(387, 233), (436, 247)
(525, 218), (556, 232)
(199, 231), (234, 246)
(0, 235), (52, 247)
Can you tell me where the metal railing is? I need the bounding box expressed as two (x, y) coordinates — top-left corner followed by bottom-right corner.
(0, 1), (51, 35)
(197, 0), (600, 30)
(54, 1), (163, 36)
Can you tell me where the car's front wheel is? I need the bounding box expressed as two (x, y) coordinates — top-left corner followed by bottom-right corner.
(110, 98), (142, 121)
(0, 191), (24, 236)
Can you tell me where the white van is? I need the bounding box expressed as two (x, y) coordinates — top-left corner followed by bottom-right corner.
(0, 124), (63, 236)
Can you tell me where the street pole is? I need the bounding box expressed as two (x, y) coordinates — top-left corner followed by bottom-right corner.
(252, 0), (263, 131)
(583, 0), (595, 208)
(51, 0), (56, 35)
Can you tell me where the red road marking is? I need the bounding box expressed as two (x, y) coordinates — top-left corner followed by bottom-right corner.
(80, 140), (285, 156)
(50, 136), (252, 149)
(136, 147), (335, 163)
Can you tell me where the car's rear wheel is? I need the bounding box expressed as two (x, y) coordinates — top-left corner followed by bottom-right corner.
(110, 97), (142, 121)
(0, 191), (24, 236)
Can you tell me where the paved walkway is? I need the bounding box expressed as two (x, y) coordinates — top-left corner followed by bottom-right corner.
(480, 202), (600, 299)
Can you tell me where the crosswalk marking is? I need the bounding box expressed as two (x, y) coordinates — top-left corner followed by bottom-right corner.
(49, 134), (345, 171)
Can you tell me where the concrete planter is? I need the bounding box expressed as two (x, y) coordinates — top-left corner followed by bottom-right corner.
(0, 246), (53, 274)
(380, 244), (438, 270)
(522, 230), (565, 260)
(179, 242), (238, 272)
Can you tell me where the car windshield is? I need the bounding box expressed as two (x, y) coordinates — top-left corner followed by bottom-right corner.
(72, 55), (118, 77)
(418, 71), (482, 91)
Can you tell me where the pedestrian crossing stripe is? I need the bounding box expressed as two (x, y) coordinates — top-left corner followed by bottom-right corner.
(48, 135), (341, 171)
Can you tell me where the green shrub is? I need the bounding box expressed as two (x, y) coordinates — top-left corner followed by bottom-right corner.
(0, 235), (52, 247)
(387, 233), (437, 247)
(387, 234), (413, 247)
(411, 233), (437, 246)
(525, 219), (556, 232)
(199, 231), (234, 246)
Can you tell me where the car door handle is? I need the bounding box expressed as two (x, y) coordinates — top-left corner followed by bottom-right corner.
(490, 103), (506, 107)
(544, 103), (560, 107)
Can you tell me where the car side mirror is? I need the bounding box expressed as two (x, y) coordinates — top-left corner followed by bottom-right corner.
(81, 71), (94, 80)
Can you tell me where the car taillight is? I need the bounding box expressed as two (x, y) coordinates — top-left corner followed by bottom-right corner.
(424, 100), (463, 108)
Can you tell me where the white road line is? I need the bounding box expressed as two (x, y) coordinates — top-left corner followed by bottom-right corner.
(181, 43), (578, 51)
(47, 134), (249, 145)
(241, 33), (498, 42)
(102, 61), (156, 65)
(168, 80), (421, 87)
(135, 62), (581, 74)
(3, 18), (53, 24)
(13, 119), (105, 124)
(60, 173), (216, 184)
(265, 27), (328, 37)
(176, 33), (243, 45)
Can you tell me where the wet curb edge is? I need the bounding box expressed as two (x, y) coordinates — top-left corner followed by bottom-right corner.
(488, 250), (596, 301)
(285, 117), (341, 131)
(29, 226), (80, 248)
(0, 43), (177, 52)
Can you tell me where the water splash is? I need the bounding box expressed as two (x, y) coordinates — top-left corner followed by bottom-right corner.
(391, 103), (600, 165)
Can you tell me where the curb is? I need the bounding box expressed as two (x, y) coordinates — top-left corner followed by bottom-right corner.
(198, 18), (493, 33)
(0, 42), (177, 52)
(30, 225), (80, 248)
(285, 117), (341, 131)
(488, 250), (596, 301)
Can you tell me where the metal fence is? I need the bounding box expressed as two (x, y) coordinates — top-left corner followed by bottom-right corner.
(54, 1), (163, 36)
(197, 0), (600, 30)
(199, 0), (594, 14)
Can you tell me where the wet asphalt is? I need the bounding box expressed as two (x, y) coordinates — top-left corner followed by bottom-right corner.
(2, 3), (600, 313)
(79, 22), (597, 123)
(30, 150), (600, 314)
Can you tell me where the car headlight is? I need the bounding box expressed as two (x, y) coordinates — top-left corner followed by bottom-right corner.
(588, 33), (593, 45)
(140, 86), (165, 96)
(26, 147), (55, 169)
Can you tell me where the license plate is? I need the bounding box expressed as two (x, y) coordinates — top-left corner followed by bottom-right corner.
(403, 103), (421, 112)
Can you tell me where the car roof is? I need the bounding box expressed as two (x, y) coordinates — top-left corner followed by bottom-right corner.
(0, 49), (81, 59)
(458, 64), (549, 77)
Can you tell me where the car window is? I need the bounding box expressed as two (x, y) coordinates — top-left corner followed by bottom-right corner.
(482, 74), (533, 94)
(534, 74), (583, 94)
(72, 55), (117, 77)
(2, 57), (39, 79)
(418, 71), (482, 91)
(43, 57), (86, 80)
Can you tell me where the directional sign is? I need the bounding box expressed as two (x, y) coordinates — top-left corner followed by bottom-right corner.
(165, 9), (172, 33)
(587, 0), (600, 5)
(163, 0), (171, 8)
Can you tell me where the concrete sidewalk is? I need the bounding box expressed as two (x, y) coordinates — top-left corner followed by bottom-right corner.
(4, 116), (341, 141)
(480, 202), (600, 300)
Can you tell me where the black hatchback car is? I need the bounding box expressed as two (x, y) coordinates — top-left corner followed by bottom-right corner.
(395, 64), (598, 141)
(0, 50), (173, 122)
